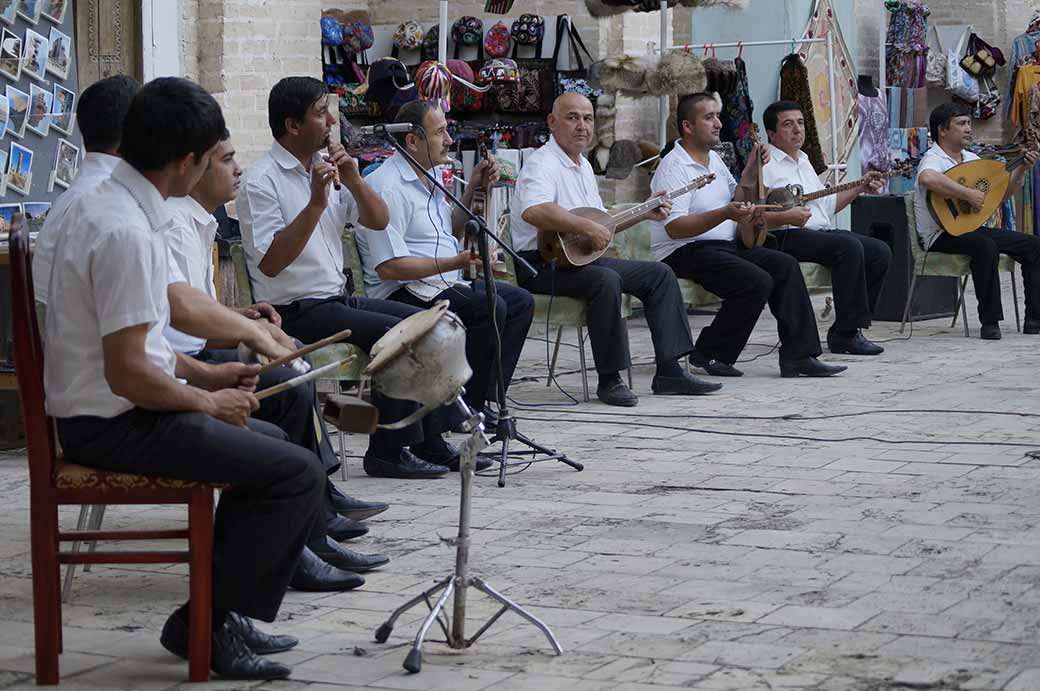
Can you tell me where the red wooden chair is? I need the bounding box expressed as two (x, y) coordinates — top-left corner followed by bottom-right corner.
(8, 215), (216, 684)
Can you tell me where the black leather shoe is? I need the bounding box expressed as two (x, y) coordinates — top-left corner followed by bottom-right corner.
(411, 438), (459, 466)
(363, 448), (449, 479)
(326, 514), (368, 542)
(211, 620), (292, 680)
(328, 484), (389, 521)
(442, 455), (494, 472)
(160, 610), (292, 680)
(688, 349), (744, 377)
(1026, 319), (1040, 335)
(980, 324), (1002, 340)
(226, 612), (298, 656)
(289, 547), (365, 591)
(597, 380), (639, 407)
(309, 536), (389, 573)
(779, 357), (848, 378)
(827, 329), (884, 355)
(651, 372), (723, 395)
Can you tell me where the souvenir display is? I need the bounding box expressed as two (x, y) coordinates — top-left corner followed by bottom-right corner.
(15, 0), (39, 25)
(0, 1), (15, 25)
(25, 81), (49, 136)
(7, 140), (32, 194)
(50, 83), (71, 134)
(40, 0), (65, 24)
(51, 135), (75, 188)
(22, 199), (47, 231)
(6, 84), (27, 137)
(0, 202), (20, 230)
(21, 27), (47, 81)
(0, 27), (21, 80)
(45, 25), (69, 78)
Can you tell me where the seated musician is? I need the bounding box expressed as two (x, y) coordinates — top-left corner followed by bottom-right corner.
(163, 129), (390, 589)
(760, 100), (892, 356)
(33, 75), (140, 308)
(512, 92), (720, 407)
(44, 77), (317, 681)
(355, 100), (534, 432)
(649, 92), (846, 378)
(915, 102), (1040, 339)
(238, 76), (460, 479)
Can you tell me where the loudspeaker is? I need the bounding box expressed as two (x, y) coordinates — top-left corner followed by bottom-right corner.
(852, 194), (958, 322)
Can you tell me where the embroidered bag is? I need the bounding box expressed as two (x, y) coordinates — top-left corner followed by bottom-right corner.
(553, 15), (602, 105)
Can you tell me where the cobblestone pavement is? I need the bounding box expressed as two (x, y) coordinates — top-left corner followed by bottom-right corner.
(0, 281), (1038, 690)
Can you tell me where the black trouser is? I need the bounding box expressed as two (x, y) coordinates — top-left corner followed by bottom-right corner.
(57, 409), (324, 622)
(664, 240), (822, 364)
(929, 227), (1040, 325)
(391, 281), (534, 411)
(195, 348), (342, 529)
(275, 294), (450, 453)
(518, 251), (694, 375)
(772, 227), (892, 332)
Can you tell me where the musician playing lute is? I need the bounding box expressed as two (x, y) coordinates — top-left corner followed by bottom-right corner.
(915, 101), (1040, 340)
(760, 100), (892, 357)
(649, 92), (846, 379)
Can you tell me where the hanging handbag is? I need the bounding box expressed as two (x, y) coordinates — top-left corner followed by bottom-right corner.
(553, 15), (602, 105)
(495, 40), (554, 114)
(337, 54), (371, 116)
(946, 30), (979, 103)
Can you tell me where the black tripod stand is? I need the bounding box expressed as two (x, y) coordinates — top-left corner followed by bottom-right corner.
(380, 129), (582, 486)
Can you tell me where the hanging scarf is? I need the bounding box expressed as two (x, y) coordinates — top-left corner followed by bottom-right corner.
(779, 52), (827, 174)
(719, 56), (754, 177)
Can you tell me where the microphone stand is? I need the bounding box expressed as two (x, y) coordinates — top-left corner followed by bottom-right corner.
(379, 129), (582, 487)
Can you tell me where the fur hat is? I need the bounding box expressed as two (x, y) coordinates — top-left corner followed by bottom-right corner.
(645, 51), (707, 96)
(597, 55), (656, 95)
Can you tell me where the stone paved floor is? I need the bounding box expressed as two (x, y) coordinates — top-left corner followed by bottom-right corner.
(1, 280), (1039, 690)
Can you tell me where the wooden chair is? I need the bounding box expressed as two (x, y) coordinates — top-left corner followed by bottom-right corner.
(8, 216), (215, 684)
(899, 193), (1020, 336)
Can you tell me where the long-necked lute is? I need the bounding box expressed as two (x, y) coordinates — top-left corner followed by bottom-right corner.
(537, 173), (716, 268)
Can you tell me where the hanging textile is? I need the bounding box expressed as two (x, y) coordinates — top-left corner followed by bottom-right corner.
(798, 0), (858, 181)
(884, 0), (930, 88)
(886, 127), (929, 195)
(885, 86), (929, 128)
(858, 91), (892, 192)
(719, 55), (754, 178)
(779, 52), (827, 175)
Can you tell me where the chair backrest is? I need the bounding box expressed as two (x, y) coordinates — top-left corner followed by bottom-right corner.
(228, 244), (256, 307)
(903, 192), (927, 263)
(341, 226), (367, 297)
(8, 215), (57, 496)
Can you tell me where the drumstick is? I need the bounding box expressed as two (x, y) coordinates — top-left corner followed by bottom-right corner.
(255, 357), (353, 401)
(258, 328), (353, 374)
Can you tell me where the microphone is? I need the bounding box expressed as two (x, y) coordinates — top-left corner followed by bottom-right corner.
(359, 123), (417, 135)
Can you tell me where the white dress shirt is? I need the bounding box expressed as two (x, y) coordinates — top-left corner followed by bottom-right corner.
(32, 152), (121, 305)
(44, 161), (179, 419)
(761, 143), (836, 230)
(511, 136), (605, 253)
(914, 143), (980, 248)
(649, 142), (737, 260)
(355, 153), (461, 300)
(237, 140), (359, 305)
(163, 195), (219, 355)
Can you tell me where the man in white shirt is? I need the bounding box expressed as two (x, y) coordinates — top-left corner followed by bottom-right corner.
(239, 77), (460, 480)
(513, 92), (720, 407)
(916, 101), (1040, 340)
(46, 77), (317, 680)
(33, 75), (140, 306)
(164, 132), (390, 590)
(356, 100), (534, 426)
(761, 100), (891, 356)
(650, 93), (845, 378)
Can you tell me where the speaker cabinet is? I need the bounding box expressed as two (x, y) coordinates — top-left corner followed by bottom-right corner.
(852, 194), (958, 322)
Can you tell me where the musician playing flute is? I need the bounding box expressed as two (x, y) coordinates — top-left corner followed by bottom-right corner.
(760, 100), (891, 356)
(355, 100), (533, 433)
(650, 93), (846, 379)
(513, 92), (719, 407)
(916, 102), (1040, 340)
